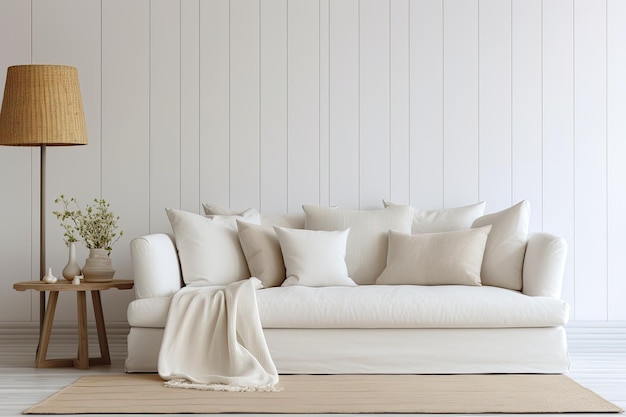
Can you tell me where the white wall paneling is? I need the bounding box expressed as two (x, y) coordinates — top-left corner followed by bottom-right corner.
(319, 0), (331, 208)
(607, 0), (626, 321)
(329, 0), (359, 208)
(542, 0), (575, 316)
(260, 0), (288, 214)
(199, 0), (230, 208)
(443, 0), (479, 207)
(359, 0), (390, 209)
(230, 0), (261, 211)
(410, 0), (443, 209)
(101, 0), (150, 322)
(512, 0), (543, 233)
(0, 1), (32, 322)
(287, 0), (320, 212)
(2, 0), (626, 324)
(180, 0), (201, 213)
(150, 0), (181, 232)
(478, 0), (512, 212)
(574, 0), (607, 321)
(389, 0), (410, 205)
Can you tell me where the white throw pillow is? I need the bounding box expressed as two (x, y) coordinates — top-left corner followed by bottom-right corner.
(303, 205), (412, 285)
(376, 226), (492, 286)
(274, 226), (356, 287)
(472, 200), (530, 290)
(165, 208), (260, 286)
(383, 200), (486, 233)
(236, 219), (286, 288)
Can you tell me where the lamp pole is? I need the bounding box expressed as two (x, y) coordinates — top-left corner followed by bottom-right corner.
(39, 145), (46, 329)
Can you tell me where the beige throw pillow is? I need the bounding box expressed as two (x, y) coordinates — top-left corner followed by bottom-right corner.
(303, 205), (412, 284)
(383, 200), (486, 233)
(236, 220), (286, 288)
(376, 226), (491, 286)
(472, 200), (530, 290)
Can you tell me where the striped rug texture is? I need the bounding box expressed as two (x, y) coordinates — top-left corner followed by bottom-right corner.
(25, 373), (622, 414)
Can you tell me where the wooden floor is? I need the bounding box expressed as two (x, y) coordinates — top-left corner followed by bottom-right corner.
(1, 322), (624, 416)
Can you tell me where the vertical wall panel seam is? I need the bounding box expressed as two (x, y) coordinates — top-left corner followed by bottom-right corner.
(321, 0), (325, 207)
(509, 0), (515, 204)
(387, 0), (390, 203)
(358, 0), (361, 209)
(259, 0), (262, 211)
(540, 0), (545, 231)
(100, 0), (103, 204)
(199, 0), (201, 212)
(198, 0), (201, 213)
(318, 0), (322, 206)
(228, 0), (232, 209)
(327, 0), (331, 207)
(604, 0), (609, 319)
(408, 0), (411, 205)
(440, 0), (444, 207)
(477, 0), (481, 204)
(572, 0), (577, 320)
(148, 0), (152, 232)
(286, 0), (289, 213)
(328, 0), (333, 205)
(179, 0), (182, 209)
(409, 0), (413, 205)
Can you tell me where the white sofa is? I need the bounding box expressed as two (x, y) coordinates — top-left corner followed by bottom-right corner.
(125, 201), (570, 374)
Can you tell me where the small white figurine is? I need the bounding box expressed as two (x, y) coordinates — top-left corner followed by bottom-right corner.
(42, 267), (58, 284)
(72, 275), (84, 285)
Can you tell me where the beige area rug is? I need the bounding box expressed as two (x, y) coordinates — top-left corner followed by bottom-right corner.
(25, 373), (622, 414)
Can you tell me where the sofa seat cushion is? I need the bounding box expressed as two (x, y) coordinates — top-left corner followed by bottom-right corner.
(128, 285), (569, 329)
(257, 285), (569, 328)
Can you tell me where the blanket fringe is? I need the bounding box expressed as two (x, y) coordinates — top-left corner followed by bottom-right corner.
(164, 378), (280, 392)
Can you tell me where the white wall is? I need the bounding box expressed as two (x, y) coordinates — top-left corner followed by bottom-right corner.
(1, 0), (625, 324)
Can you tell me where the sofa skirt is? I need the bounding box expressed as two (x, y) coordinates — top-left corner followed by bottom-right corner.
(125, 326), (570, 374)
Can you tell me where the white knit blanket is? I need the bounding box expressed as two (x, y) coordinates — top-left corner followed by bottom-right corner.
(158, 278), (279, 391)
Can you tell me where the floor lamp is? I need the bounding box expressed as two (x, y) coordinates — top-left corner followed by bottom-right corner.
(0, 65), (88, 330)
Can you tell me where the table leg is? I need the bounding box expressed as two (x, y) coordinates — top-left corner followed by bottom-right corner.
(35, 291), (58, 368)
(35, 291), (73, 368)
(91, 290), (111, 365)
(73, 291), (89, 369)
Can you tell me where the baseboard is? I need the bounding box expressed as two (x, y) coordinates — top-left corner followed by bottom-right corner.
(565, 321), (626, 335)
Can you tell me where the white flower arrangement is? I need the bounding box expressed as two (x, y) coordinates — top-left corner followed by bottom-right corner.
(53, 195), (123, 254)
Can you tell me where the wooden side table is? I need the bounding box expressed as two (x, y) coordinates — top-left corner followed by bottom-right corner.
(13, 279), (133, 369)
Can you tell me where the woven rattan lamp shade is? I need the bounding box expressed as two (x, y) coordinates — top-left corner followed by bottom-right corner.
(0, 65), (87, 146)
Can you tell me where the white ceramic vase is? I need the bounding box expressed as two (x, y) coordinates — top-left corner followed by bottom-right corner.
(82, 248), (115, 282)
(62, 241), (82, 281)
(42, 267), (58, 284)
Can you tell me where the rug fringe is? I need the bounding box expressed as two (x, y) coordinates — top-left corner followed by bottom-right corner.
(164, 377), (280, 392)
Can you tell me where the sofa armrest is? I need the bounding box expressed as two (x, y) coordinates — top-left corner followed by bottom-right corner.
(130, 233), (182, 299)
(522, 232), (567, 298)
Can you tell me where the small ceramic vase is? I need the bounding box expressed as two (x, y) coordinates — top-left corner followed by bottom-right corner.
(43, 267), (58, 284)
(62, 241), (82, 281)
(72, 275), (83, 285)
